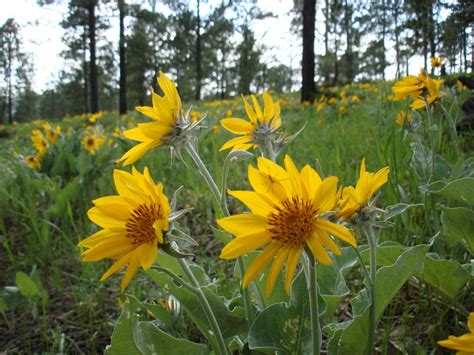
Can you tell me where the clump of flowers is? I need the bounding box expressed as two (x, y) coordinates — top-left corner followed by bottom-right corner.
(24, 155), (41, 170)
(42, 122), (61, 143)
(31, 130), (49, 158)
(395, 110), (413, 126)
(89, 112), (103, 123)
(431, 56), (445, 68)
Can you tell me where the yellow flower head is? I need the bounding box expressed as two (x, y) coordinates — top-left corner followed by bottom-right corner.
(78, 168), (171, 291)
(316, 103), (325, 112)
(119, 72), (181, 165)
(337, 159), (390, 218)
(456, 80), (468, 92)
(190, 111), (201, 122)
(438, 312), (474, 354)
(31, 130), (49, 158)
(225, 110), (232, 118)
(351, 95), (360, 103)
(89, 112), (103, 123)
(24, 155), (41, 170)
(339, 105), (347, 114)
(81, 133), (105, 155)
(42, 122), (61, 143)
(392, 73), (426, 101)
(431, 57), (445, 68)
(410, 78), (443, 110)
(328, 97), (337, 105)
(220, 92), (281, 152)
(211, 124), (220, 134)
(218, 155), (356, 296)
(395, 110), (414, 126)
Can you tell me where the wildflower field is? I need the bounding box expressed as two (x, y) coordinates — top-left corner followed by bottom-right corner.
(0, 69), (473, 354)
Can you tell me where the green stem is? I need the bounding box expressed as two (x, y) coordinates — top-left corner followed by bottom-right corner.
(352, 246), (372, 288)
(423, 99), (435, 182)
(439, 103), (460, 161)
(365, 226), (378, 354)
(178, 258), (229, 355)
(305, 250), (321, 355)
(184, 140), (254, 326)
(265, 139), (277, 162)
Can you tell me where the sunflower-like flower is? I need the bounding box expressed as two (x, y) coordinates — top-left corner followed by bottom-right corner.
(391, 70), (427, 101)
(89, 112), (103, 123)
(24, 155), (41, 170)
(31, 130), (49, 158)
(438, 312), (474, 354)
(395, 110), (413, 126)
(42, 122), (61, 143)
(410, 77), (443, 110)
(81, 132), (105, 155)
(78, 168), (171, 290)
(119, 71), (195, 165)
(218, 155), (356, 296)
(220, 92), (281, 152)
(431, 57), (445, 68)
(337, 159), (389, 219)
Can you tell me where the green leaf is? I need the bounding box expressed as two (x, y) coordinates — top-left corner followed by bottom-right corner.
(441, 207), (474, 251)
(210, 225), (232, 244)
(146, 265), (247, 343)
(333, 244), (430, 354)
(135, 322), (208, 355)
(318, 247), (358, 318)
(106, 296), (207, 355)
(15, 272), (39, 299)
(248, 270), (326, 354)
(384, 203), (422, 220)
(419, 254), (472, 299)
(431, 177), (474, 206)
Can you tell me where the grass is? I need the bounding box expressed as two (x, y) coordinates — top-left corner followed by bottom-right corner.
(0, 78), (472, 353)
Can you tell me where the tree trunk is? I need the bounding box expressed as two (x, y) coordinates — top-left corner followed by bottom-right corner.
(82, 29), (89, 113)
(7, 40), (12, 124)
(471, 27), (474, 72)
(394, 0), (400, 79)
(119, 0), (127, 114)
(463, 29), (468, 72)
(88, 0), (99, 113)
(301, 0), (316, 103)
(381, 0), (386, 80)
(344, 0), (353, 83)
(195, 0), (202, 100)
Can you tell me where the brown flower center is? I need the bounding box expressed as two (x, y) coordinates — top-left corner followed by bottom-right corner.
(87, 138), (95, 146)
(126, 204), (163, 244)
(268, 197), (318, 247)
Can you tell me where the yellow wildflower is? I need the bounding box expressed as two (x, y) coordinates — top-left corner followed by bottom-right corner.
(78, 168), (171, 291)
(431, 57), (445, 68)
(24, 155), (41, 170)
(119, 72), (181, 165)
(218, 155), (356, 296)
(392, 72), (426, 101)
(81, 133), (105, 155)
(328, 97), (337, 105)
(42, 122), (61, 143)
(316, 103), (325, 112)
(410, 78), (443, 110)
(89, 112), (103, 123)
(337, 159), (389, 218)
(225, 110), (232, 118)
(211, 125), (220, 134)
(456, 80), (468, 92)
(31, 130), (49, 158)
(220, 92), (281, 152)
(395, 110), (414, 126)
(438, 312), (474, 354)
(339, 106), (346, 114)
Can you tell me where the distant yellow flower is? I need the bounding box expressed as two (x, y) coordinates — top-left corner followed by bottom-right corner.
(24, 155), (41, 170)
(66, 127), (74, 136)
(337, 159), (389, 218)
(302, 100), (310, 107)
(395, 110), (413, 126)
(119, 72), (181, 165)
(431, 57), (445, 68)
(78, 168), (171, 291)
(220, 92), (281, 152)
(113, 127), (123, 138)
(211, 125), (220, 134)
(190, 111), (201, 122)
(218, 155), (356, 296)
(411, 78), (443, 110)
(351, 95), (360, 103)
(225, 110), (232, 118)
(339, 106), (346, 114)
(316, 103), (325, 112)
(438, 312), (474, 354)
(456, 80), (468, 92)
(31, 130), (49, 158)
(81, 133), (105, 155)
(328, 97), (337, 105)
(42, 122), (61, 143)
(89, 112), (103, 123)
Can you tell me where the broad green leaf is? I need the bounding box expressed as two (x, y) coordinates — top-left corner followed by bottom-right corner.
(15, 272), (39, 299)
(384, 203), (422, 220)
(146, 266), (247, 343)
(248, 270), (326, 354)
(333, 244), (430, 354)
(135, 322), (208, 355)
(210, 225), (232, 244)
(318, 247), (358, 318)
(419, 254), (472, 299)
(106, 296), (207, 355)
(431, 177), (474, 205)
(441, 206), (474, 251)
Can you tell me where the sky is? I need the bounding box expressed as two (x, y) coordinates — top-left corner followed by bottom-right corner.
(1, 0), (424, 92)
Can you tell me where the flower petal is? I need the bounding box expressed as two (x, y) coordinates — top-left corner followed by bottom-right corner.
(220, 231), (272, 259)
